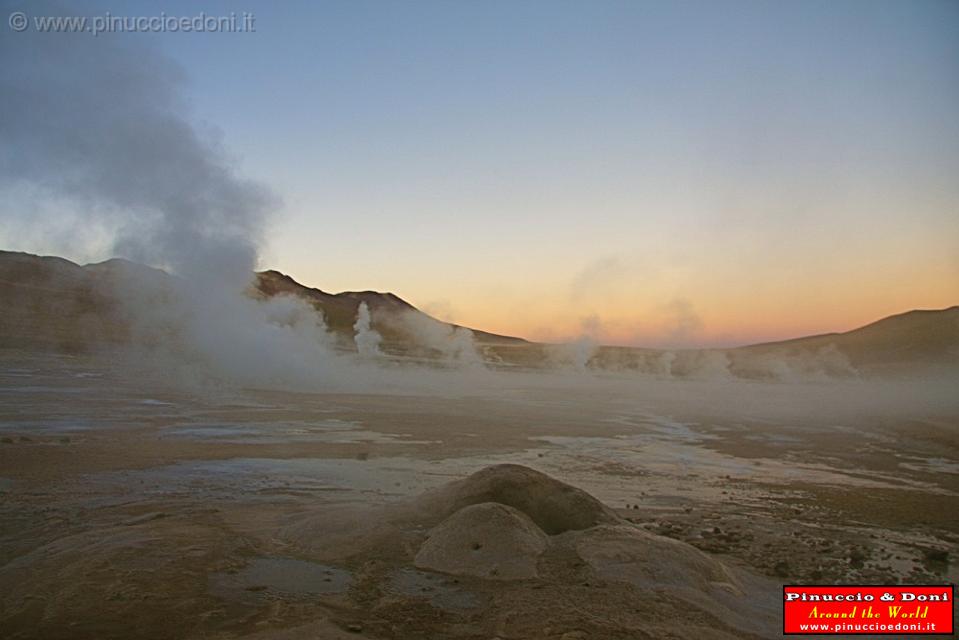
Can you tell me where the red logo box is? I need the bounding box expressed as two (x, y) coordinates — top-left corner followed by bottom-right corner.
(783, 585), (955, 635)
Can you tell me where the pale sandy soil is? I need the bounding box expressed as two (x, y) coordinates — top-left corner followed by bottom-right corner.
(0, 349), (956, 639)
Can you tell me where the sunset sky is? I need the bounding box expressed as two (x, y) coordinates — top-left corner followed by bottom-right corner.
(2, 0), (958, 347)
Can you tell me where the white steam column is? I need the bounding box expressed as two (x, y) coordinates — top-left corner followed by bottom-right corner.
(353, 302), (383, 358)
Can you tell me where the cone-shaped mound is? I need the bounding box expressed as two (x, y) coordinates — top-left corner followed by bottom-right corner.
(414, 502), (548, 580)
(576, 525), (740, 593)
(278, 464), (777, 638)
(413, 463), (618, 535)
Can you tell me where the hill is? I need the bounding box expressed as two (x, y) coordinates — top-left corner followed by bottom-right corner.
(580, 308), (959, 378)
(1, 250), (956, 377)
(253, 269), (526, 346)
(0, 250), (525, 353)
(731, 307), (959, 374)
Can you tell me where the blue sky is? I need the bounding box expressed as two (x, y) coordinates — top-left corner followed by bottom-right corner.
(3, 0), (958, 345)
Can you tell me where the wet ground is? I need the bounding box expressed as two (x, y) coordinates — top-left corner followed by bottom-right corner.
(0, 349), (957, 638)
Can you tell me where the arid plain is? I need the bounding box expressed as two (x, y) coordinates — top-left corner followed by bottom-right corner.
(1, 252), (957, 640)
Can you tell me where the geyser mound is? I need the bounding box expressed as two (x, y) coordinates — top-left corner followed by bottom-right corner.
(274, 463), (780, 637)
(411, 463), (618, 534)
(409, 465), (738, 592)
(577, 524), (738, 593)
(414, 502), (548, 580)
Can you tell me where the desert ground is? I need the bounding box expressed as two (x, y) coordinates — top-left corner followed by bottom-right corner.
(1, 345), (956, 639)
(4, 3), (958, 637)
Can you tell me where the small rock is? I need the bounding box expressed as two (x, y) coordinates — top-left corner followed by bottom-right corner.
(923, 548), (949, 563)
(849, 549), (867, 569)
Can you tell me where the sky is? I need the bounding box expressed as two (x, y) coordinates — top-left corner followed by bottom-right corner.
(2, 0), (958, 347)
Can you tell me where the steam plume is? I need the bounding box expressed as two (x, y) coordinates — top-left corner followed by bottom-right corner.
(0, 10), (359, 388)
(353, 302), (383, 358)
(0, 17), (276, 289)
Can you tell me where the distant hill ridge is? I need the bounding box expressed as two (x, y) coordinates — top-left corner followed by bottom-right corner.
(0, 250), (956, 377)
(253, 269), (526, 345)
(0, 250), (526, 350)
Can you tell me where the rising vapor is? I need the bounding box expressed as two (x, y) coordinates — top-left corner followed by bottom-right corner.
(0, 8), (358, 387)
(353, 302), (383, 358)
(0, 9), (275, 288)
